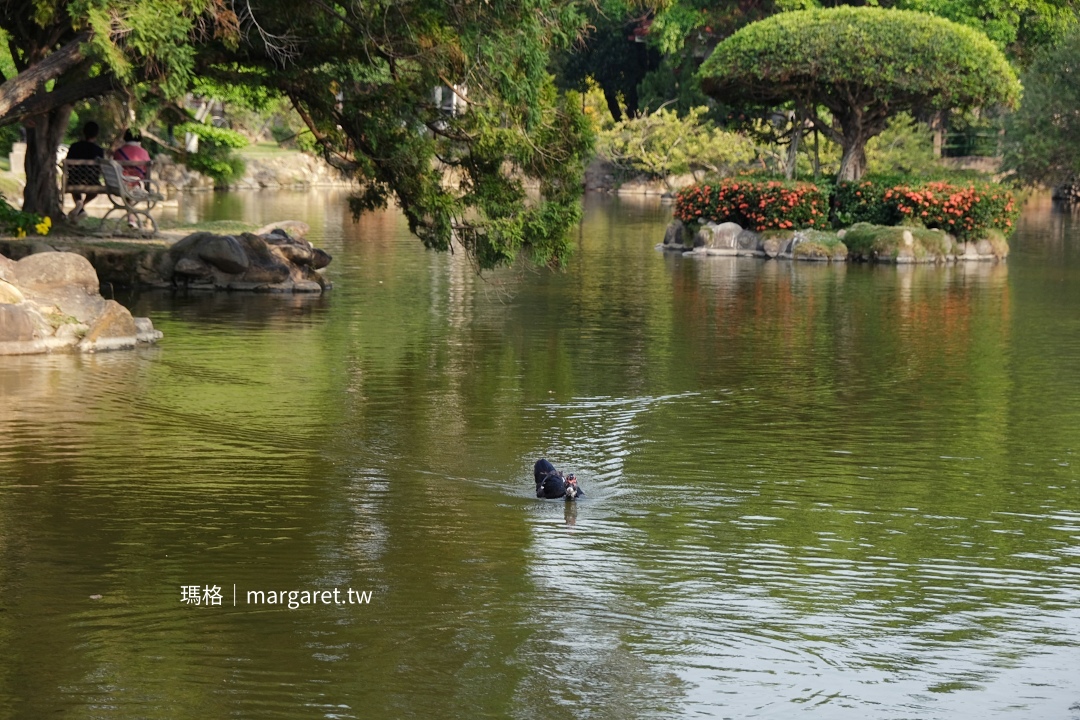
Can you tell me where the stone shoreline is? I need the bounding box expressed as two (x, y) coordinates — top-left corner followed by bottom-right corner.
(662, 219), (1009, 263)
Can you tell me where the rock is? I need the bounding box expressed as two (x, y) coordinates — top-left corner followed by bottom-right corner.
(962, 241), (980, 260)
(976, 239), (994, 256)
(11, 253), (105, 324)
(736, 229), (761, 250)
(198, 235), (250, 274)
(134, 317), (163, 343)
(0, 304), (39, 342)
(271, 240), (314, 265)
(161, 230), (331, 292)
(54, 322), (89, 343)
(663, 220), (686, 246)
(762, 237), (784, 259)
(836, 229), (847, 239)
(255, 220), (310, 238)
(174, 257), (213, 278)
(0, 251), (161, 355)
(0, 253), (15, 281)
(12, 252), (98, 294)
(237, 233), (291, 283)
(0, 279), (24, 304)
(902, 229), (914, 247)
(78, 300), (138, 351)
(697, 221), (743, 250)
(311, 249), (332, 270)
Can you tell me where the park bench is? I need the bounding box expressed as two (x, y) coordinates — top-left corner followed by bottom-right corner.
(60, 157), (163, 235)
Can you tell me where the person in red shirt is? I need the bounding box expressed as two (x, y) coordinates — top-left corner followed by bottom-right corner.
(112, 129), (153, 228)
(113, 129), (151, 182)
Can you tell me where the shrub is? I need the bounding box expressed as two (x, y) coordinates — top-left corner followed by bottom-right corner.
(832, 177), (905, 226)
(883, 181), (1018, 240)
(0, 193), (50, 237)
(598, 107), (758, 179)
(674, 179), (830, 231)
(176, 122), (248, 186)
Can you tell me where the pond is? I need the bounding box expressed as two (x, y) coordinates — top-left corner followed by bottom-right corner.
(2, 191), (1079, 719)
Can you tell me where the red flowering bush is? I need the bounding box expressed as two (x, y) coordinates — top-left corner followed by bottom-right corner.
(883, 182), (1017, 240)
(673, 180), (830, 231)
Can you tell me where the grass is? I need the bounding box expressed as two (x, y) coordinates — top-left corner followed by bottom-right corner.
(156, 218), (260, 233)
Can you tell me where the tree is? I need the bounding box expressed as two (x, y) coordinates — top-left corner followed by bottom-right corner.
(699, 7), (1021, 180)
(1002, 28), (1080, 186)
(199, 0), (594, 269)
(0, 1), (235, 215)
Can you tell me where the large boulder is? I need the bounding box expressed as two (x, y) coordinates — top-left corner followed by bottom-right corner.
(10, 252), (105, 323)
(696, 221), (743, 250)
(198, 235), (250, 274)
(11, 251), (98, 294)
(663, 220), (687, 247)
(164, 229), (332, 292)
(0, 251), (161, 356)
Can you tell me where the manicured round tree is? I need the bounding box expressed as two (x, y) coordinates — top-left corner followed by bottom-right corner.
(699, 7), (1021, 181)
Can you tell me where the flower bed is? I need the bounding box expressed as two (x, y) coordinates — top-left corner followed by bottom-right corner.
(675, 177), (1019, 243)
(673, 180), (830, 232)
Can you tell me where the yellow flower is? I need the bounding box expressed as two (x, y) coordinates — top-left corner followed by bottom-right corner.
(43, 216), (52, 229)
(16, 227), (26, 238)
(35, 221), (50, 235)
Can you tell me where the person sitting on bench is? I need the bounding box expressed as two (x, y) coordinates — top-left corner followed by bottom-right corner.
(66, 121), (105, 221)
(113, 129), (151, 186)
(112, 130), (152, 227)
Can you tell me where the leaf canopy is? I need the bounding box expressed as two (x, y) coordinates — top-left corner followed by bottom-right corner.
(699, 7), (1022, 117)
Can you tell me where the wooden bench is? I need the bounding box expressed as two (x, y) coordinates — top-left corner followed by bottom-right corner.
(100, 159), (164, 234)
(61, 158), (163, 234)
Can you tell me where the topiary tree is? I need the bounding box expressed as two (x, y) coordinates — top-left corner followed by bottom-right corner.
(698, 7), (1022, 181)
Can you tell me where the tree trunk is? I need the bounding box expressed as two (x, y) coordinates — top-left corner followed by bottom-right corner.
(784, 112), (801, 180)
(837, 132), (868, 182)
(22, 105), (73, 217)
(837, 141), (868, 182)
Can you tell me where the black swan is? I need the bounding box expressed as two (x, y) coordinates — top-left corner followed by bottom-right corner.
(534, 458), (583, 501)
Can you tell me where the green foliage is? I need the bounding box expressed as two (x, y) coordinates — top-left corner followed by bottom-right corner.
(75, 0), (234, 98)
(1003, 27), (1080, 186)
(176, 122), (247, 185)
(598, 107), (758, 178)
(700, 8), (1020, 112)
(0, 193), (51, 236)
(674, 179), (831, 231)
(0, 123), (19, 157)
(832, 178), (907, 226)
(206, 0), (595, 269)
(889, 0), (1080, 65)
(865, 113), (940, 176)
(699, 7), (1021, 180)
(842, 223), (956, 260)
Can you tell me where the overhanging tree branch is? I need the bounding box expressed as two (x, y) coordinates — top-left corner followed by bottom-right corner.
(2, 73), (120, 126)
(0, 33), (91, 119)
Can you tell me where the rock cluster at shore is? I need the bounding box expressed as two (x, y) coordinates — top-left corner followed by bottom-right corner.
(0, 251), (162, 355)
(153, 226), (331, 292)
(0, 223), (332, 293)
(661, 219), (1009, 263)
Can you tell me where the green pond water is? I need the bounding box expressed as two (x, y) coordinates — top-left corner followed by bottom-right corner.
(2, 192), (1080, 719)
